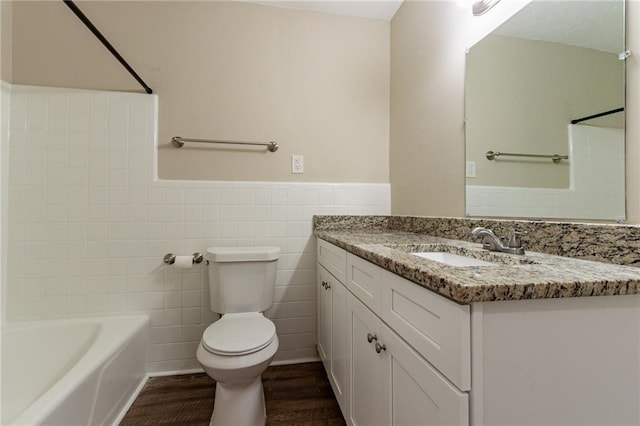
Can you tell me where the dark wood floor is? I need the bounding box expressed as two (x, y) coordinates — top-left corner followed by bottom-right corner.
(120, 362), (346, 425)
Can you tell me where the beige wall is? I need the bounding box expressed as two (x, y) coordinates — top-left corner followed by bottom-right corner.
(466, 35), (623, 189)
(1, 1), (11, 82)
(390, 0), (466, 216)
(10, 1), (390, 183)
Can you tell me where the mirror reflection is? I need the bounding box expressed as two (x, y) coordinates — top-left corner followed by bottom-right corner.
(465, 0), (625, 221)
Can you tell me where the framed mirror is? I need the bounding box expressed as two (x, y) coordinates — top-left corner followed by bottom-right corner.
(465, 0), (625, 221)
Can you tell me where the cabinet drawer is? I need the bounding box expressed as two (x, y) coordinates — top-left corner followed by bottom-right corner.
(347, 253), (381, 315)
(380, 269), (471, 391)
(318, 239), (347, 283)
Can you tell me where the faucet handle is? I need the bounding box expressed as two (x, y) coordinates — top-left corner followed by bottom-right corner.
(508, 231), (525, 248)
(470, 226), (486, 236)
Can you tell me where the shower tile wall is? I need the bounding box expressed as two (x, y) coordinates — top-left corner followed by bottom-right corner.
(4, 85), (391, 372)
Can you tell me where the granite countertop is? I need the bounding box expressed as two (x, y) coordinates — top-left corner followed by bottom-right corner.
(315, 229), (640, 304)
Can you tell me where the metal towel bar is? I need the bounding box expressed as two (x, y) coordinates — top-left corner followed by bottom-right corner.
(172, 136), (278, 152)
(486, 151), (568, 164)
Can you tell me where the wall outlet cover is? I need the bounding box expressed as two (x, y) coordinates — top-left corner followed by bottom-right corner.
(292, 155), (304, 174)
(466, 161), (476, 178)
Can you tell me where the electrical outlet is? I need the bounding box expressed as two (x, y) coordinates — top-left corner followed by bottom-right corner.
(292, 155), (304, 174)
(466, 161), (476, 178)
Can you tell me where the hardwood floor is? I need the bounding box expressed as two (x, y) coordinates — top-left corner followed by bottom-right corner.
(120, 362), (346, 425)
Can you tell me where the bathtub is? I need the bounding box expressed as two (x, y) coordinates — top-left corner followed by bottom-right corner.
(1, 315), (148, 425)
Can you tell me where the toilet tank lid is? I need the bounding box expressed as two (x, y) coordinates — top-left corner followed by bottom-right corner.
(206, 246), (281, 262)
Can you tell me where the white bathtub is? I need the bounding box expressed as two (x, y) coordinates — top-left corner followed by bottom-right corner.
(1, 315), (148, 425)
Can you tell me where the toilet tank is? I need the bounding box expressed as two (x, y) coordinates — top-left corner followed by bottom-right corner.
(205, 247), (280, 314)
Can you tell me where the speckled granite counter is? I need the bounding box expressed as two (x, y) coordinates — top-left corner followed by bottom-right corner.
(314, 216), (640, 304)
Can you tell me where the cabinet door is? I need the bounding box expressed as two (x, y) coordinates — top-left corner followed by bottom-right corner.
(380, 323), (469, 426)
(318, 265), (332, 367)
(347, 294), (385, 426)
(330, 277), (348, 409)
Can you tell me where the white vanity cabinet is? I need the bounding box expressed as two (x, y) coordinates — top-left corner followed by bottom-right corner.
(318, 238), (640, 426)
(470, 296), (640, 426)
(347, 293), (469, 426)
(379, 269), (471, 392)
(317, 240), (349, 412)
(346, 293), (385, 425)
(319, 240), (470, 425)
(317, 264), (332, 362)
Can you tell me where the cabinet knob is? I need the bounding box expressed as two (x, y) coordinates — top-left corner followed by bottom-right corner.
(325, 283), (331, 289)
(321, 281), (327, 288)
(375, 342), (386, 353)
(367, 333), (377, 343)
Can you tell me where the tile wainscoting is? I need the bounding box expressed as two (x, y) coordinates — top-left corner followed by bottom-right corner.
(3, 84), (391, 372)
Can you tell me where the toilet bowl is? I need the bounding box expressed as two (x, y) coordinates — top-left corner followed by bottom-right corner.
(197, 247), (280, 426)
(197, 313), (279, 425)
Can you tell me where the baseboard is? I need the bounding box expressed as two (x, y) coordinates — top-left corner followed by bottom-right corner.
(147, 358), (321, 378)
(149, 368), (205, 377)
(271, 356), (321, 366)
(111, 373), (150, 426)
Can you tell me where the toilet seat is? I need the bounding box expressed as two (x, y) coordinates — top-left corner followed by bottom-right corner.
(202, 313), (276, 356)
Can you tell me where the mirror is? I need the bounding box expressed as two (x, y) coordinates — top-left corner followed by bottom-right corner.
(465, 0), (625, 222)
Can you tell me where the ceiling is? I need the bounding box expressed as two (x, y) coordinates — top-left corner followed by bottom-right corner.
(236, 1), (624, 51)
(493, 0), (624, 54)
(239, 0), (404, 21)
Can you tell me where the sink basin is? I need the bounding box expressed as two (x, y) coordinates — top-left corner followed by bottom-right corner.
(412, 252), (496, 267)
(383, 243), (537, 266)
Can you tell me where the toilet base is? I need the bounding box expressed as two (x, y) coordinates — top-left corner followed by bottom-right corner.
(210, 377), (266, 426)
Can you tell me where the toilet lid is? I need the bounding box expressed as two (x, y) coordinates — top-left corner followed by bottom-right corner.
(202, 313), (276, 356)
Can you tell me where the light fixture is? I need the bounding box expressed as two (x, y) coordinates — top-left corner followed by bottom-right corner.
(472, 0), (501, 16)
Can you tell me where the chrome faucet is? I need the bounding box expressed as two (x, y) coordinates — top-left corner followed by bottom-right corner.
(471, 227), (525, 255)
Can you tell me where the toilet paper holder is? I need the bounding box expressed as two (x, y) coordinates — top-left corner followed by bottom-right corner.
(163, 252), (204, 265)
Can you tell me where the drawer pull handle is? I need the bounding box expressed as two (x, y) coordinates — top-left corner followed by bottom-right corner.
(367, 333), (377, 343)
(375, 342), (386, 353)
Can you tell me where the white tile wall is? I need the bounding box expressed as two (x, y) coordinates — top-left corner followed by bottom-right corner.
(4, 85), (391, 372)
(467, 124), (625, 221)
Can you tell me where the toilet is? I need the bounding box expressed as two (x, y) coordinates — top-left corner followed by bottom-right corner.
(196, 246), (280, 426)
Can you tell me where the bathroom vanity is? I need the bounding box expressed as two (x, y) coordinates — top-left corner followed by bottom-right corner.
(315, 217), (640, 426)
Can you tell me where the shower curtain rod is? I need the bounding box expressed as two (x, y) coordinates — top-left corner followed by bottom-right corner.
(63, 0), (153, 94)
(571, 107), (624, 124)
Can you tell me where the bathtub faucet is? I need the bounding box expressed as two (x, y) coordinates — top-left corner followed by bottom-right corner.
(471, 227), (525, 255)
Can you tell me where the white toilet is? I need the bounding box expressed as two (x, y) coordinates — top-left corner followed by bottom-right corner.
(196, 246), (280, 426)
